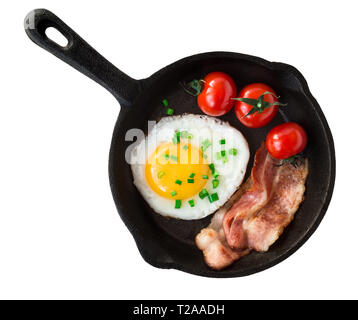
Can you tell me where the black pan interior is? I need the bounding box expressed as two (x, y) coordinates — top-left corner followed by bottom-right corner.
(109, 52), (335, 277)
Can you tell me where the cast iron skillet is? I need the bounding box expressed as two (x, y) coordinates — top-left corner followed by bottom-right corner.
(25, 9), (335, 278)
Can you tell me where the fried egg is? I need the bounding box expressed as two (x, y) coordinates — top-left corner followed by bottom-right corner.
(130, 114), (249, 220)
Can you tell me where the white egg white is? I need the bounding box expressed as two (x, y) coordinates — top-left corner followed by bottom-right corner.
(130, 114), (250, 220)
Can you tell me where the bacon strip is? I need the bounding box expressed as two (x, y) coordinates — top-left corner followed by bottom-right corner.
(222, 144), (280, 249)
(196, 144), (309, 270)
(195, 179), (252, 270)
(246, 159), (308, 252)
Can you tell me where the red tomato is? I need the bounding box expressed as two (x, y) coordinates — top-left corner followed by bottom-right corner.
(197, 72), (237, 116)
(234, 83), (279, 128)
(266, 122), (307, 159)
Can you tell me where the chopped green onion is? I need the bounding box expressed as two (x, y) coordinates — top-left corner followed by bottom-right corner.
(221, 150), (226, 157)
(183, 144), (189, 151)
(209, 165), (219, 177)
(187, 179), (194, 183)
(222, 156), (228, 164)
(175, 179), (182, 185)
(175, 199), (182, 209)
(202, 175), (209, 179)
(220, 139), (226, 145)
(170, 190), (177, 197)
(189, 173), (195, 178)
(188, 199), (195, 207)
(180, 131), (192, 139)
(202, 153), (208, 159)
(170, 155), (178, 162)
(162, 99), (168, 107)
(229, 148), (238, 156)
(201, 139), (212, 151)
(164, 154), (170, 160)
(212, 179), (219, 189)
(215, 152), (221, 160)
(199, 189), (209, 199)
(166, 108), (174, 115)
(209, 164), (219, 177)
(208, 192), (219, 203)
(209, 163), (215, 173)
(172, 132), (180, 144)
(157, 171), (165, 179)
(178, 131), (194, 139)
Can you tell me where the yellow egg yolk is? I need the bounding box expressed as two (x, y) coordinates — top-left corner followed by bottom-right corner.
(145, 142), (210, 200)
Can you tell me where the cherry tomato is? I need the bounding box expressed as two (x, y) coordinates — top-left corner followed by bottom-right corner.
(266, 122), (307, 159)
(197, 72), (237, 116)
(234, 83), (279, 128)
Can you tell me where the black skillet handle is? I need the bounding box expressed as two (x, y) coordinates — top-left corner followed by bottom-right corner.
(24, 9), (142, 107)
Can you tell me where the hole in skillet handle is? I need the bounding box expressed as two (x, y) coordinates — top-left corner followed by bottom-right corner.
(45, 27), (69, 47)
(37, 19), (72, 50)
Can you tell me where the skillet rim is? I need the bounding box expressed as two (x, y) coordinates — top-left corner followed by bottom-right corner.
(108, 51), (336, 278)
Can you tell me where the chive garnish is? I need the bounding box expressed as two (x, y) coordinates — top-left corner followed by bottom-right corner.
(221, 150), (226, 157)
(201, 139), (212, 151)
(170, 155), (178, 162)
(172, 132), (180, 144)
(175, 199), (182, 209)
(202, 175), (209, 179)
(164, 154), (170, 160)
(208, 192), (219, 203)
(183, 144), (188, 151)
(199, 189), (209, 199)
(215, 152), (221, 160)
(220, 139), (226, 145)
(229, 148), (238, 156)
(175, 179), (182, 185)
(162, 99), (168, 107)
(180, 131), (192, 139)
(188, 199), (195, 207)
(166, 108), (174, 115)
(170, 190), (177, 197)
(187, 179), (194, 183)
(157, 171), (165, 179)
(180, 131), (187, 138)
(212, 179), (219, 189)
(209, 164), (219, 177)
(189, 173), (195, 178)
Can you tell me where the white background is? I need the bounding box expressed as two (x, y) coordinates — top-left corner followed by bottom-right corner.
(0, 0), (355, 299)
